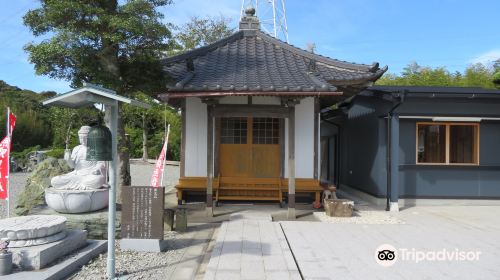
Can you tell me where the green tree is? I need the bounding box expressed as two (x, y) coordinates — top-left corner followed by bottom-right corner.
(493, 71), (500, 88)
(122, 15), (233, 161)
(171, 15), (234, 54)
(23, 0), (173, 186)
(461, 63), (495, 88)
(377, 62), (496, 89)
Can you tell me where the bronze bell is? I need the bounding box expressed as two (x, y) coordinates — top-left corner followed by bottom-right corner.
(86, 125), (113, 161)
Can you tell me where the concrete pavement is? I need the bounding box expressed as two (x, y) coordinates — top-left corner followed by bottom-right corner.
(201, 205), (500, 280)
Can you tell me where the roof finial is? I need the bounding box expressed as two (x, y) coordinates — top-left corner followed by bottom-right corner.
(245, 6), (256, 16)
(239, 5), (260, 31)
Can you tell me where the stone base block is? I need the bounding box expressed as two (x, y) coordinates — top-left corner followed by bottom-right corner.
(120, 238), (167, 252)
(10, 230), (87, 270)
(324, 199), (354, 217)
(389, 201), (399, 212)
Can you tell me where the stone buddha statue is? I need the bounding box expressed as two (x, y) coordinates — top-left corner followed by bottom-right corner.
(50, 126), (107, 190)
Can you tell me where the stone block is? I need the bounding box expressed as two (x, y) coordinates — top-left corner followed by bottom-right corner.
(119, 238), (167, 252)
(175, 208), (188, 232)
(324, 198), (354, 217)
(164, 209), (174, 231)
(10, 229), (87, 270)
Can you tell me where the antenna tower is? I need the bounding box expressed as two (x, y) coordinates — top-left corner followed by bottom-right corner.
(240, 0), (289, 42)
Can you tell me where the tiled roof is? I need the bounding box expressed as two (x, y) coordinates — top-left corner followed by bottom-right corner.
(162, 29), (387, 94)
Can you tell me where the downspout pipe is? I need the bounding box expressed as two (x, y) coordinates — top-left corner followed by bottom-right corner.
(385, 91), (406, 211)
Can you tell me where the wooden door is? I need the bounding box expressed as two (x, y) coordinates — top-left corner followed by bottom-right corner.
(219, 117), (281, 178)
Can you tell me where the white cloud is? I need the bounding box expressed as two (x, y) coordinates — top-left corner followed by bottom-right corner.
(470, 49), (500, 65)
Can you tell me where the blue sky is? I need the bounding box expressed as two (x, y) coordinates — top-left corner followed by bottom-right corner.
(1, 0), (499, 94)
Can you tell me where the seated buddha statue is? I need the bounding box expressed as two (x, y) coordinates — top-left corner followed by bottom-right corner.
(50, 126), (107, 190)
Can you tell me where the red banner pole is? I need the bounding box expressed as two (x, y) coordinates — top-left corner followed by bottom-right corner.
(6, 107), (10, 218)
(159, 124), (170, 188)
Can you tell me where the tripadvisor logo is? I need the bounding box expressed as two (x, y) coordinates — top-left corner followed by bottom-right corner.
(375, 244), (482, 267)
(375, 244), (397, 267)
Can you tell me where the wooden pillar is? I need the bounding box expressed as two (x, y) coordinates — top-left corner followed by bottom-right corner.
(288, 105), (296, 219)
(180, 100), (186, 178)
(313, 97), (319, 179)
(389, 114), (399, 212)
(206, 103), (214, 217)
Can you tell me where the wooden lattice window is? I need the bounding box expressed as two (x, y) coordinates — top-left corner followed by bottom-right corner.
(417, 122), (479, 165)
(252, 118), (279, 144)
(221, 118), (247, 144)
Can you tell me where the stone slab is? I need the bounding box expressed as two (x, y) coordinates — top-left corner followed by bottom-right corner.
(0, 215), (66, 240)
(119, 238), (167, 252)
(10, 229), (87, 270)
(8, 231), (67, 248)
(30, 206), (121, 240)
(204, 220), (300, 280)
(1, 239), (107, 280)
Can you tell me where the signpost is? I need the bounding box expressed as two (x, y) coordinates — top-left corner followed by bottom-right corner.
(121, 186), (165, 239)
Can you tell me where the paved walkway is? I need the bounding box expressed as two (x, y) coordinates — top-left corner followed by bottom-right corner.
(202, 206), (500, 280)
(204, 215), (301, 280)
(168, 223), (218, 280)
(282, 206), (500, 280)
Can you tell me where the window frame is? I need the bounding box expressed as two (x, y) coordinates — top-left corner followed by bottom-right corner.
(415, 122), (480, 166)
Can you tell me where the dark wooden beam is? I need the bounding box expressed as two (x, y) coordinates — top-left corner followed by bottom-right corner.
(314, 97), (319, 180)
(180, 100), (186, 179)
(206, 104), (215, 217)
(287, 105), (296, 219)
(213, 105), (289, 118)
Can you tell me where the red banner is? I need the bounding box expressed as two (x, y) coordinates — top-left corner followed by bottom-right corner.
(0, 136), (11, 200)
(9, 112), (16, 135)
(150, 139), (168, 188)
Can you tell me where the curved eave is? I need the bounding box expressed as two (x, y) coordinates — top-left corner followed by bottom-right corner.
(327, 66), (388, 86)
(158, 91), (343, 102)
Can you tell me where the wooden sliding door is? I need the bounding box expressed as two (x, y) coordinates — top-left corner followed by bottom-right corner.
(219, 117), (281, 178)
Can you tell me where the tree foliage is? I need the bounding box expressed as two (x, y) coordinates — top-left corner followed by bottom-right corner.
(377, 61), (498, 88)
(0, 80), (99, 152)
(122, 92), (181, 161)
(23, 0), (173, 93)
(23, 0), (175, 185)
(171, 15), (234, 54)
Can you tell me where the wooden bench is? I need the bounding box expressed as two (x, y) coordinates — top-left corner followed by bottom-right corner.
(215, 177), (283, 203)
(175, 177), (322, 205)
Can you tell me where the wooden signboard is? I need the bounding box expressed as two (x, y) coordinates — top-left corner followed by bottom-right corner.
(121, 186), (165, 239)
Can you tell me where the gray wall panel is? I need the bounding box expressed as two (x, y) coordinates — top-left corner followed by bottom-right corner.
(325, 95), (500, 199)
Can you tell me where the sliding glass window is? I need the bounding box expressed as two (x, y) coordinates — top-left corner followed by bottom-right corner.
(416, 123), (479, 165)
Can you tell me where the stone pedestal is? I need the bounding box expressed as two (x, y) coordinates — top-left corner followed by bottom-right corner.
(324, 199), (354, 217)
(120, 239), (167, 252)
(30, 206), (121, 240)
(45, 188), (109, 214)
(10, 230), (87, 270)
(0, 216), (67, 248)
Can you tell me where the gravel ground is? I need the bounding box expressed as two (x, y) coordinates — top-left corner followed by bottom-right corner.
(0, 172), (29, 219)
(313, 209), (405, 224)
(68, 231), (189, 280)
(0, 161), (180, 219)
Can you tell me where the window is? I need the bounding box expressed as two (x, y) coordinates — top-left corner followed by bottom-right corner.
(252, 118), (279, 144)
(221, 118), (247, 144)
(417, 122), (479, 165)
